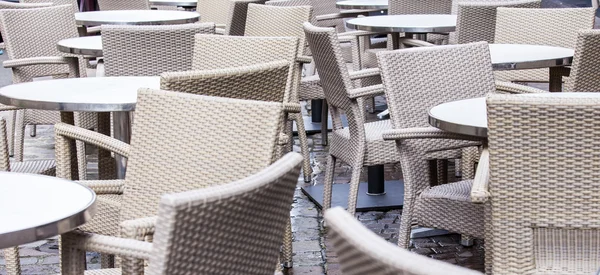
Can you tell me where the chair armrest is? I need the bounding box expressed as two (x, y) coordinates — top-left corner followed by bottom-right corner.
(120, 216), (158, 240)
(55, 123), (130, 158)
(63, 231), (152, 260)
(348, 68), (380, 80)
(348, 84), (384, 99)
(470, 148), (490, 203)
(401, 38), (435, 47)
(215, 27), (226, 35)
(215, 23), (226, 28)
(316, 11), (367, 21)
(3, 56), (78, 68)
(283, 103), (302, 113)
(296, 55), (313, 64)
(495, 81), (549, 94)
(86, 26), (101, 34)
(78, 179), (125, 195)
(0, 104), (19, 111)
(278, 132), (289, 145)
(338, 30), (383, 40)
(382, 127), (484, 142)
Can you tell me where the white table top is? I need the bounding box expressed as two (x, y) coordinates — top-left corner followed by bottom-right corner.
(428, 93), (600, 137)
(75, 10), (200, 26)
(57, 36), (103, 57)
(336, 0), (388, 10)
(347, 14), (457, 33)
(0, 76), (159, 112)
(0, 172), (96, 249)
(490, 44), (574, 70)
(150, 0), (197, 6)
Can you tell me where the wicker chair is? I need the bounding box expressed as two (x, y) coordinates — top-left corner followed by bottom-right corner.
(60, 151), (302, 275)
(325, 207), (483, 275)
(493, 7), (596, 89)
(19, 0), (79, 13)
(471, 93), (600, 274)
(96, 0), (150, 10)
(0, 116), (56, 275)
(564, 29), (600, 93)
(197, 0), (231, 29)
(224, 0), (266, 36)
(55, 80), (287, 273)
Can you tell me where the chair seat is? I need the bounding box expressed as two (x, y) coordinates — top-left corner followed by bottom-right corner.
(299, 74), (324, 100)
(78, 194), (122, 236)
(331, 119), (401, 166)
(10, 159), (55, 175)
(415, 180), (484, 238)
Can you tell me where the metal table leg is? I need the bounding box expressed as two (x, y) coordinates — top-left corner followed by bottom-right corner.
(113, 111), (131, 179)
(549, 66), (566, 92)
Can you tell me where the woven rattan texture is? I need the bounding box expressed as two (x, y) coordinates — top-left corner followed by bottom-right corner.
(197, 0), (230, 25)
(486, 94), (600, 274)
(325, 207), (483, 275)
(564, 29), (600, 93)
(102, 23), (215, 77)
(97, 0), (150, 10)
(493, 7), (596, 82)
(389, 0), (452, 15)
(224, 0), (266, 36)
(21, 0), (79, 13)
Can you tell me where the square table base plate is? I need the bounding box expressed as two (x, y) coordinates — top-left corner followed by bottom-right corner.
(301, 180), (404, 212)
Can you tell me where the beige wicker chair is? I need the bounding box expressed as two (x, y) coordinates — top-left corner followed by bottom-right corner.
(60, 151), (303, 275)
(96, 0), (150, 10)
(493, 7), (596, 90)
(564, 29), (600, 93)
(20, 0), (79, 13)
(197, 0), (230, 29)
(224, 0), (266, 36)
(471, 93), (600, 274)
(325, 207), (483, 275)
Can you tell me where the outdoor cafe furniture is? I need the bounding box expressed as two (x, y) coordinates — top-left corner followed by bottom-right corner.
(60, 152), (302, 275)
(493, 7), (596, 92)
(58, 36), (103, 57)
(563, 29), (600, 92)
(325, 207), (482, 275)
(149, 0), (197, 9)
(336, 0), (388, 11)
(75, 9), (199, 27)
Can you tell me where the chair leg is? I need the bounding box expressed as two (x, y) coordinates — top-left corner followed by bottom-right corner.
(100, 254), (115, 268)
(322, 154), (337, 211)
(4, 247), (21, 275)
(282, 218), (293, 268)
(29, 125), (36, 137)
(293, 114), (312, 183)
(397, 195), (415, 248)
(320, 99), (328, 146)
(76, 140), (87, 180)
(346, 166), (363, 217)
(460, 234), (474, 247)
(7, 110), (15, 156)
(13, 110), (25, 162)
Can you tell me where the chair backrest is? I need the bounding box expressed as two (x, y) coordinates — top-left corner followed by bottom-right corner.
(377, 42), (495, 129)
(486, 93), (600, 274)
(389, 0), (452, 15)
(160, 60), (291, 103)
(224, 0), (265, 36)
(101, 23), (215, 77)
(20, 0), (78, 13)
(308, 0), (344, 33)
(0, 118), (9, 172)
(564, 29), (600, 92)
(97, 0), (149, 10)
(149, 152), (302, 275)
(325, 207), (482, 275)
(493, 7), (596, 82)
(0, 1), (53, 9)
(197, 0), (230, 25)
(453, 0), (541, 44)
(120, 88), (284, 222)
(191, 35), (298, 102)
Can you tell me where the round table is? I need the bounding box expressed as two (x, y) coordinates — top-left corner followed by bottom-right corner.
(336, 0), (388, 10)
(0, 76), (160, 179)
(150, 0), (197, 7)
(58, 36), (103, 57)
(346, 14), (456, 44)
(75, 10), (200, 26)
(0, 172), (96, 249)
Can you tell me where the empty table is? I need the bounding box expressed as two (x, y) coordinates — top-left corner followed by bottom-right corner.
(58, 36), (102, 57)
(346, 14), (456, 46)
(336, 0), (388, 10)
(0, 77), (160, 179)
(75, 10), (200, 26)
(150, 0), (197, 8)
(0, 172), (96, 249)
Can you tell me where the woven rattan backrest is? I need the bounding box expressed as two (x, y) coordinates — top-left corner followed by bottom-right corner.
(160, 60), (290, 102)
(377, 42), (495, 129)
(149, 152), (302, 275)
(494, 7), (595, 82)
(121, 88), (284, 221)
(309, 0), (344, 32)
(197, 0), (230, 24)
(389, 0), (452, 15)
(0, 118), (9, 172)
(224, 0), (266, 36)
(0, 5), (78, 60)
(0, 1), (53, 9)
(324, 207), (482, 275)
(97, 0), (149, 10)
(21, 0), (79, 13)
(102, 23), (215, 77)
(265, 0), (314, 55)
(454, 0), (541, 44)
(564, 30), (600, 92)
(487, 93), (600, 273)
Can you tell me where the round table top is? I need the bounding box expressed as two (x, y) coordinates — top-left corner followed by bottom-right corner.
(0, 76), (160, 112)
(57, 36), (103, 57)
(346, 14), (457, 33)
(75, 10), (200, 26)
(149, 0), (197, 7)
(490, 44), (574, 70)
(428, 93), (600, 138)
(336, 0), (388, 10)
(0, 172), (96, 249)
